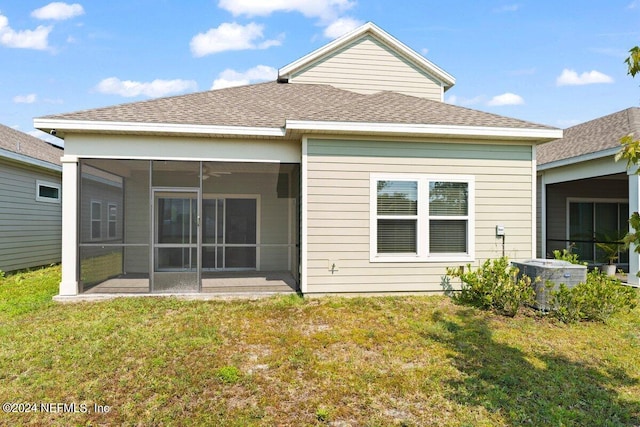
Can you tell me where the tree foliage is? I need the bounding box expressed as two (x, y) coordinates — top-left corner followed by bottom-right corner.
(617, 46), (640, 271)
(625, 46), (640, 77)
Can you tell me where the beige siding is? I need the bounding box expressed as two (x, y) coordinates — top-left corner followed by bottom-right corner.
(0, 158), (61, 272)
(305, 138), (534, 294)
(291, 36), (443, 101)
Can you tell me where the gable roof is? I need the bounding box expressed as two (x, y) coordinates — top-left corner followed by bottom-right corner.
(0, 124), (62, 170)
(278, 22), (456, 90)
(537, 107), (640, 167)
(35, 81), (560, 142)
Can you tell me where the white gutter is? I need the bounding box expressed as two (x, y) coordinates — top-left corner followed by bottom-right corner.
(0, 147), (62, 172)
(286, 120), (563, 141)
(537, 146), (621, 171)
(34, 117), (562, 142)
(33, 118), (286, 138)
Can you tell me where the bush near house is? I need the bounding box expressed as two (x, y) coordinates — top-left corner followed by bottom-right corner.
(549, 269), (638, 324)
(446, 256), (638, 324)
(445, 257), (535, 317)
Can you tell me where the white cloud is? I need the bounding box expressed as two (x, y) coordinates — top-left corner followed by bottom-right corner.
(487, 92), (524, 106)
(493, 4), (521, 12)
(13, 94), (37, 104)
(211, 65), (277, 89)
(0, 14), (52, 50)
(556, 69), (614, 86)
(628, 0), (640, 9)
(31, 2), (85, 20)
(217, 0), (358, 39)
(95, 77), (198, 98)
(190, 22), (282, 57)
(323, 17), (362, 38)
(218, 0), (356, 20)
(445, 94), (485, 106)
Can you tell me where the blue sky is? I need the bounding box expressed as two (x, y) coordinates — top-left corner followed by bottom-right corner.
(1, 1), (640, 145)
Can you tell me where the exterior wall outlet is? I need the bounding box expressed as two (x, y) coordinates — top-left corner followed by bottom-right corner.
(328, 260), (339, 273)
(496, 225), (505, 236)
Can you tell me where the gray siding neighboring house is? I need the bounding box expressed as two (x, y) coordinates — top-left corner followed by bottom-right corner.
(537, 107), (640, 283)
(34, 22), (562, 298)
(0, 124), (63, 272)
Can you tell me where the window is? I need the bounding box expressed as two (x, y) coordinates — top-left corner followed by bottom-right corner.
(108, 204), (117, 238)
(371, 174), (474, 262)
(91, 201), (102, 240)
(568, 199), (629, 263)
(36, 180), (60, 203)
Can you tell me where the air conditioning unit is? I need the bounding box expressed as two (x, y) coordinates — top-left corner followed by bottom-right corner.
(511, 259), (587, 311)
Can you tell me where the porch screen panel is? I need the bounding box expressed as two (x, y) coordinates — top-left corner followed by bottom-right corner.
(225, 199), (257, 268)
(79, 159), (150, 292)
(620, 203), (630, 264)
(152, 161), (199, 187)
(569, 202), (594, 261)
(595, 203), (618, 262)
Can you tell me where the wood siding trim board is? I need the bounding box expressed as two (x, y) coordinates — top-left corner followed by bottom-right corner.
(304, 138), (534, 293)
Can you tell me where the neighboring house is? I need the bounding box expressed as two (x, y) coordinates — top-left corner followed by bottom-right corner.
(34, 22), (561, 298)
(0, 124), (63, 272)
(537, 107), (640, 284)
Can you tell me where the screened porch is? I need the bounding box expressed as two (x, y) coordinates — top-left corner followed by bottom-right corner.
(77, 159), (300, 294)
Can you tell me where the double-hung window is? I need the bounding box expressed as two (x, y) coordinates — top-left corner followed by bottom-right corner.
(91, 201), (102, 240)
(371, 174), (474, 262)
(108, 204), (117, 238)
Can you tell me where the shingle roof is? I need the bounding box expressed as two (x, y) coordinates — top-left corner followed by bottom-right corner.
(537, 107), (640, 165)
(298, 90), (553, 129)
(0, 124), (62, 166)
(38, 81), (555, 132)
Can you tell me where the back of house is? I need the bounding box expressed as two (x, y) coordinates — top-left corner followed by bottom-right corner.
(34, 22), (561, 298)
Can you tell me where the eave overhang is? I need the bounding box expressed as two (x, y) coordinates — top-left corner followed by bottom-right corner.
(0, 147), (62, 172)
(33, 118), (287, 139)
(35, 116), (561, 144)
(286, 120), (562, 142)
(537, 146), (622, 171)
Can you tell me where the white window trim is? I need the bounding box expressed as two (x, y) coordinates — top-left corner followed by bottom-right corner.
(91, 200), (102, 240)
(35, 180), (61, 203)
(108, 203), (117, 238)
(370, 173), (475, 263)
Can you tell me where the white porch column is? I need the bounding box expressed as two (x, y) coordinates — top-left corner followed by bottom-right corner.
(628, 172), (640, 285)
(59, 156), (79, 296)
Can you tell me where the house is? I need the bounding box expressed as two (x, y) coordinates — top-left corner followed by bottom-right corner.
(34, 22), (561, 298)
(537, 107), (640, 284)
(0, 124), (63, 272)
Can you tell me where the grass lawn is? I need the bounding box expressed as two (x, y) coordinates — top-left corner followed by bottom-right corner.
(1, 265), (639, 426)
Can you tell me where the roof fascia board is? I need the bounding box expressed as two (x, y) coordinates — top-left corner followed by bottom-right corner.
(34, 118), (286, 137)
(0, 147), (62, 172)
(278, 22), (455, 87)
(286, 120), (562, 141)
(537, 146), (622, 171)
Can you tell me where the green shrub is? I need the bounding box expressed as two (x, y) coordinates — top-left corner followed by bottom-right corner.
(549, 269), (638, 323)
(446, 257), (535, 317)
(552, 246), (587, 265)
